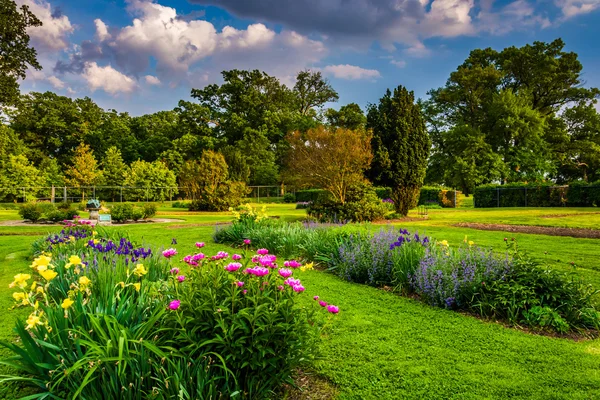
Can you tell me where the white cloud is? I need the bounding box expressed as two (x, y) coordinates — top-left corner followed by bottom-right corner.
(144, 75), (161, 85)
(94, 19), (111, 41)
(322, 64), (381, 80)
(390, 60), (407, 68)
(82, 62), (137, 95)
(46, 75), (65, 89)
(556, 0), (600, 18)
(15, 0), (74, 51)
(404, 42), (432, 58)
(422, 0), (476, 37)
(478, 0), (551, 34)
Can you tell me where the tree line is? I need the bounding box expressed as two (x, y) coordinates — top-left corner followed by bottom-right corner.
(1, 0), (599, 204)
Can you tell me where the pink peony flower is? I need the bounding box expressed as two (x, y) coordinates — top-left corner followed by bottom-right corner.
(162, 248), (178, 258)
(243, 239), (251, 245)
(284, 278), (301, 287)
(292, 284), (305, 293)
(327, 305), (339, 314)
(189, 261), (198, 267)
(169, 300), (181, 310)
(278, 268), (293, 278)
(236, 281), (244, 287)
(278, 285), (284, 290)
(211, 251), (229, 261)
(242, 289), (247, 295)
(251, 255), (260, 263)
(232, 254), (242, 261)
(313, 296), (319, 301)
(257, 248), (269, 255)
(192, 253), (205, 261)
(183, 255), (193, 264)
(170, 268), (180, 274)
(177, 275), (185, 283)
(284, 260), (302, 268)
(245, 266), (269, 277)
(319, 301), (328, 307)
(195, 242), (205, 248)
(225, 262), (242, 272)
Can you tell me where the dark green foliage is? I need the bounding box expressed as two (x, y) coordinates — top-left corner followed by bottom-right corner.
(188, 181), (247, 212)
(374, 187), (392, 199)
(295, 189), (328, 203)
(306, 182), (388, 223)
(367, 86), (430, 216)
(18, 202), (42, 222)
(0, 0), (42, 106)
(473, 183), (600, 207)
(472, 252), (600, 332)
(418, 187), (442, 206)
(283, 192), (296, 203)
(325, 103), (366, 130)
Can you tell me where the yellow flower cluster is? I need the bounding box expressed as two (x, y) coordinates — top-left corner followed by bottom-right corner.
(229, 203), (268, 222)
(300, 262), (314, 272)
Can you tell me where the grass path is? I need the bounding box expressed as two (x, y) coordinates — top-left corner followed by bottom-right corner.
(1, 204), (600, 399)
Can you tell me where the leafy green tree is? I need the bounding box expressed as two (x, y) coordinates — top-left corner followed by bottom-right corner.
(294, 70), (339, 116)
(0, 125), (26, 159)
(367, 86), (430, 215)
(325, 103), (366, 130)
(285, 126), (372, 204)
(221, 145), (250, 183)
(424, 39), (599, 188)
(39, 158), (64, 188)
(553, 102), (600, 183)
(238, 128), (279, 185)
(0, 0), (42, 106)
(129, 110), (179, 162)
(124, 160), (177, 201)
(0, 154), (44, 201)
(65, 143), (102, 199)
(179, 150), (247, 211)
(101, 147), (127, 200)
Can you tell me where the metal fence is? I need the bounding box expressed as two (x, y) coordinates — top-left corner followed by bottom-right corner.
(0, 185), (294, 203)
(472, 185), (600, 207)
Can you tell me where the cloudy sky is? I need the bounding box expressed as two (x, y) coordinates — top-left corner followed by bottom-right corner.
(18, 0), (600, 115)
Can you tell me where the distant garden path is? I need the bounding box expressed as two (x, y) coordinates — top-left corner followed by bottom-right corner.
(0, 218), (184, 227)
(455, 222), (600, 239)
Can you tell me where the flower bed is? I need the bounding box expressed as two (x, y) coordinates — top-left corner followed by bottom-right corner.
(2, 224), (337, 398)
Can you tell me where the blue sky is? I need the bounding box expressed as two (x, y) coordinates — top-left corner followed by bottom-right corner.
(18, 0), (600, 115)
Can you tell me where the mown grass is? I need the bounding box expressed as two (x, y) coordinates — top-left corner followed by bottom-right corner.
(1, 204), (599, 399)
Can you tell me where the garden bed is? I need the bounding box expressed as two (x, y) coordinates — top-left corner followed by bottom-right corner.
(454, 222), (600, 239)
(0, 218), (184, 227)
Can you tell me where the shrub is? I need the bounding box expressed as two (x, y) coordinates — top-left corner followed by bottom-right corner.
(142, 203), (157, 219)
(374, 187), (392, 199)
(110, 203), (134, 222)
(188, 181), (248, 212)
(296, 201), (311, 209)
(295, 189), (328, 203)
(307, 182), (387, 223)
(18, 202), (43, 222)
(171, 200), (190, 208)
(473, 183), (571, 208)
(131, 207), (144, 221)
(283, 192), (296, 203)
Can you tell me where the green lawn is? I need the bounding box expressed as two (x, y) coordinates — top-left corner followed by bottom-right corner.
(1, 204), (600, 399)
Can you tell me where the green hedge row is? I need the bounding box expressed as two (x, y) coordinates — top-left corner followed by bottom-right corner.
(473, 183), (600, 208)
(295, 186), (458, 207)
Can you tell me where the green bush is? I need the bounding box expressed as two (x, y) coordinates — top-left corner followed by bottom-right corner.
(131, 207), (144, 221)
(306, 183), (387, 223)
(374, 187), (392, 199)
(142, 203), (157, 219)
(171, 200), (190, 208)
(188, 181), (248, 212)
(295, 189), (327, 203)
(283, 192), (296, 203)
(418, 186), (442, 206)
(18, 202), (43, 222)
(110, 203), (134, 222)
(473, 183), (574, 208)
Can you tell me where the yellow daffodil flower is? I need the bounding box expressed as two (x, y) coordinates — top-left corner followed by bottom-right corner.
(34, 255), (52, 267)
(9, 273), (31, 289)
(39, 269), (58, 281)
(93, 239), (99, 245)
(468, 241), (475, 247)
(69, 255), (82, 265)
(26, 313), (43, 330)
(30, 281), (36, 291)
(92, 231), (98, 236)
(133, 264), (148, 277)
(133, 283), (141, 292)
(69, 236), (76, 242)
(36, 286), (44, 294)
(13, 292), (26, 302)
(439, 240), (449, 247)
(37, 264), (48, 272)
(61, 298), (74, 309)
(300, 262), (314, 272)
(117, 281), (125, 288)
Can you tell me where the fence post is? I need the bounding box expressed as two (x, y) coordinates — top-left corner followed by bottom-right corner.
(63, 186), (67, 202)
(257, 187), (260, 203)
(51, 186), (55, 203)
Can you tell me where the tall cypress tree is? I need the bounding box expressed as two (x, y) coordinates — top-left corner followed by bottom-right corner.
(367, 86), (430, 215)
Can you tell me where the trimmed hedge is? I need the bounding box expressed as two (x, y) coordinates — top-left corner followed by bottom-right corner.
(295, 189), (328, 203)
(473, 183), (600, 208)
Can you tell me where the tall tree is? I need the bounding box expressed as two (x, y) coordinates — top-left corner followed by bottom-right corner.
(0, 154), (44, 201)
(102, 147), (126, 200)
(65, 143), (102, 199)
(325, 103), (366, 130)
(0, 0), (42, 106)
(294, 70), (339, 116)
(285, 126), (372, 204)
(367, 86), (430, 215)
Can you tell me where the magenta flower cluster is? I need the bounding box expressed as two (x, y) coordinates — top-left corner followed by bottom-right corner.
(225, 262), (242, 272)
(284, 260), (302, 268)
(245, 266), (270, 276)
(195, 242), (205, 248)
(211, 251), (229, 261)
(162, 248), (178, 258)
(183, 253), (205, 267)
(313, 296), (339, 313)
